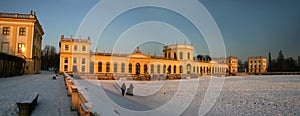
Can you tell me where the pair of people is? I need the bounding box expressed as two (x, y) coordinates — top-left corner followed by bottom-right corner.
(121, 83), (134, 96)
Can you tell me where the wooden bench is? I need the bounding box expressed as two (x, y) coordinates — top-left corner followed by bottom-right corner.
(16, 92), (39, 116)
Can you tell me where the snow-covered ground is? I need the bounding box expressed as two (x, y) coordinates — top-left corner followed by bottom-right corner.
(75, 75), (300, 116)
(0, 71), (77, 116)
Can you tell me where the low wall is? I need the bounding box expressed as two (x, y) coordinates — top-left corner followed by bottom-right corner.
(63, 73), (95, 116)
(262, 72), (300, 75)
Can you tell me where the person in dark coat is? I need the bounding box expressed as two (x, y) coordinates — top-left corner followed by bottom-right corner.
(126, 83), (134, 96)
(121, 83), (126, 96)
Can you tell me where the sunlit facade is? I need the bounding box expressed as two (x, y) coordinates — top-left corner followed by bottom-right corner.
(248, 56), (267, 74)
(0, 11), (44, 74)
(59, 36), (228, 79)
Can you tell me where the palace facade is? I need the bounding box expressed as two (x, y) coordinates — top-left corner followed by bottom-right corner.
(60, 36), (231, 79)
(0, 11), (44, 74)
(248, 56), (267, 74)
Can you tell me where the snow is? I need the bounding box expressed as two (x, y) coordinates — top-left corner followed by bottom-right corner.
(0, 71), (77, 116)
(2, 72), (298, 116)
(74, 75), (300, 116)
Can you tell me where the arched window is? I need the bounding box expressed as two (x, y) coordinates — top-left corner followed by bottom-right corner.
(144, 64), (148, 74)
(180, 65), (183, 73)
(188, 52), (190, 59)
(157, 65), (161, 74)
(106, 62), (110, 72)
(197, 66), (199, 74)
(187, 64), (191, 74)
(113, 62), (118, 73)
(180, 52), (183, 60)
(128, 63), (132, 73)
(193, 66), (195, 73)
(200, 66), (203, 73)
(151, 64), (154, 73)
(173, 65), (176, 74)
(163, 65), (166, 73)
(174, 52), (177, 59)
(167, 65), (171, 74)
(121, 63), (125, 73)
(98, 62), (102, 72)
(136, 63), (140, 75)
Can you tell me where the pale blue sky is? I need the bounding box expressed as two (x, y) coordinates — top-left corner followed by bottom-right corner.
(1, 0), (299, 61)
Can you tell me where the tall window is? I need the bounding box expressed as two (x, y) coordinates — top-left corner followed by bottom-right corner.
(136, 63), (140, 75)
(200, 67), (203, 73)
(64, 65), (68, 71)
(180, 65), (183, 73)
(98, 62), (102, 72)
(121, 63), (125, 73)
(144, 64), (148, 74)
(173, 65), (177, 74)
(82, 66), (86, 72)
(82, 46), (86, 51)
(129, 63), (132, 73)
(187, 52), (190, 59)
(114, 62), (118, 73)
(180, 52), (183, 60)
(151, 64), (154, 73)
(74, 45), (78, 51)
(65, 45), (69, 51)
(163, 65), (166, 73)
(167, 65), (171, 73)
(73, 58), (77, 63)
(193, 66), (195, 73)
(1, 42), (9, 53)
(2, 27), (10, 35)
(19, 28), (26, 35)
(157, 65), (160, 74)
(106, 62), (110, 72)
(82, 58), (86, 64)
(174, 53), (177, 59)
(17, 43), (25, 53)
(64, 57), (68, 63)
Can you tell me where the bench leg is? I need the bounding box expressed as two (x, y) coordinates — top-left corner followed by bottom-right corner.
(17, 103), (31, 116)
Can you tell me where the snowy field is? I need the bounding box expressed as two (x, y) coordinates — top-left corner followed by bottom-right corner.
(0, 72), (77, 116)
(75, 75), (300, 116)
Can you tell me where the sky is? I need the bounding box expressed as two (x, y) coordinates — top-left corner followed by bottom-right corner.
(0, 0), (299, 61)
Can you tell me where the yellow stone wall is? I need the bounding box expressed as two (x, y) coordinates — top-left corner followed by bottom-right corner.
(0, 12), (44, 74)
(59, 35), (90, 73)
(248, 56), (267, 74)
(59, 36), (228, 76)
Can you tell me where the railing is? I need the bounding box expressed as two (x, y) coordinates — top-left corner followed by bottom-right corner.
(0, 13), (35, 19)
(0, 53), (25, 77)
(63, 73), (94, 116)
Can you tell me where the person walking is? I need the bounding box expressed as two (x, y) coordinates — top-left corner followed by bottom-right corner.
(121, 83), (126, 96)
